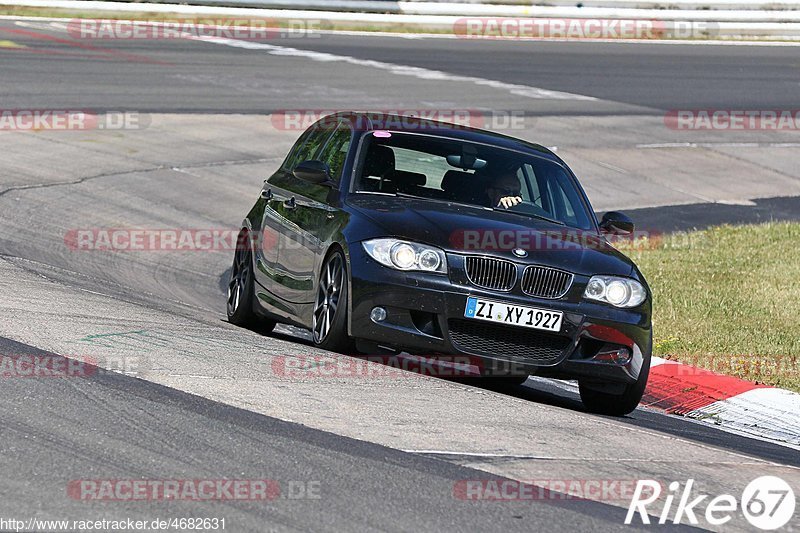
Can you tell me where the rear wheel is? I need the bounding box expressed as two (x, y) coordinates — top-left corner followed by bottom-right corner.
(312, 249), (354, 353)
(579, 356), (650, 416)
(227, 237), (275, 332)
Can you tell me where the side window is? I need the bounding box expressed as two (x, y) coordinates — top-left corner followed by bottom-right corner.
(522, 164), (542, 208)
(286, 124), (334, 171)
(544, 170), (587, 227)
(559, 188), (576, 218)
(515, 167), (531, 202)
(318, 122), (352, 183)
(281, 129), (313, 171)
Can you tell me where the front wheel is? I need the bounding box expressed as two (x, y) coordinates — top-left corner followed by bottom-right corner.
(227, 239), (275, 333)
(579, 356), (650, 416)
(312, 249), (354, 353)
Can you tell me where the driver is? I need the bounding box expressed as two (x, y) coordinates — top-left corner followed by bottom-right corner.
(485, 171), (523, 209)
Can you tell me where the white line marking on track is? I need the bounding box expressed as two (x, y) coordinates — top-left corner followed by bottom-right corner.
(310, 31), (800, 47)
(596, 161), (629, 174)
(637, 142), (800, 148)
(402, 450), (781, 464)
(187, 35), (598, 101)
(402, 451), (556, 458)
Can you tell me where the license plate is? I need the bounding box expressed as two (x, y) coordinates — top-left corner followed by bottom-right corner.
(464, 297), (563, 332)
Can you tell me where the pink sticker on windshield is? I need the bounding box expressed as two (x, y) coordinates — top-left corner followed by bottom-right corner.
(373, 130), (392, 138)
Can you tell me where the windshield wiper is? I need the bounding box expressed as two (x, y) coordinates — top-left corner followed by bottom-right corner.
(394, 192), (492, 210)
(392, 193), (568, 225)
(394, 191), (429, 201)
(492, 207), (566, 226)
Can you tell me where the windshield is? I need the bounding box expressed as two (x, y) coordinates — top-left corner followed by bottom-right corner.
(354, 131), (594, 230)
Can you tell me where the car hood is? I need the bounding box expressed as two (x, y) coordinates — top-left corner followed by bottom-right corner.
(346, 195), (635, 277)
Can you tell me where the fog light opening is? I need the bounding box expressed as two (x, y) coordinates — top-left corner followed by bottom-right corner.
(595, 347), (632, 365)
(370, 306), (387, 323)
(612, 348), (631, 365)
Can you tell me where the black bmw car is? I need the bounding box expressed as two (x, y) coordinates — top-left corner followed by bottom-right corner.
(228, 112), (652, 416)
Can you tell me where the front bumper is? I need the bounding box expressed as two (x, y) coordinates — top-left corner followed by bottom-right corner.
(348, 247), (652, 384)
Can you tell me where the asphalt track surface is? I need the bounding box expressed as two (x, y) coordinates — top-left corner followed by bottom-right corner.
(0, 337), (643, 531)
(0, 19), (799, 532)
(2, 25), (800, 112)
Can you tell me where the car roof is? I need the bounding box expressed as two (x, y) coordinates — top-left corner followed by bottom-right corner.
(324, 111), (562, 164)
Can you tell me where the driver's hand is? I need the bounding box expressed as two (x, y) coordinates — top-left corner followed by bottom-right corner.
(498, 196), (523, 209)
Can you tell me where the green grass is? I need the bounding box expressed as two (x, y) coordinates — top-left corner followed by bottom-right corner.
(619, 222), (800, 392)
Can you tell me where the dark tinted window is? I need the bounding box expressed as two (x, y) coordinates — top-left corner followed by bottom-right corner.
(318, 122), (352, 183)
(281, 129), (313, 171)
(286, 123), (334, 171)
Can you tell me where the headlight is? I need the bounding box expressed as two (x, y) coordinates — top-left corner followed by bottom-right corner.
(362, 238), (447, 273)
(583, 275), (646, 308)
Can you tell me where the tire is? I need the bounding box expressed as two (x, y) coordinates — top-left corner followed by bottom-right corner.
(579, 355), (651, 416)
(226, 237), (275, 333)
(312, 249), (355, 353)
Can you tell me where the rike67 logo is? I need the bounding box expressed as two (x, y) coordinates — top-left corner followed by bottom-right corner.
(626, 476), (796, 529)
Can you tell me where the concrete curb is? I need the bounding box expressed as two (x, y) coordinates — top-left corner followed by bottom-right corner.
(6, 0), (800, 41)
(642, 357), (800, 448)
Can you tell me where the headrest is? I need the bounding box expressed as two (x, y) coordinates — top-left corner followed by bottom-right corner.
(441, 170), (473, 191)
(363, 145), (395, 177)
(392, 170), (426, 188)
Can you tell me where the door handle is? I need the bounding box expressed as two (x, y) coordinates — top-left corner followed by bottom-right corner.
(283, 197), (297, 209)
(261, 188), (273, 200)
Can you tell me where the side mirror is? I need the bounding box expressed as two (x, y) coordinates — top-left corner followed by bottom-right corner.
(293, 160), (333, 185)
(600, 211), (634, 235)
